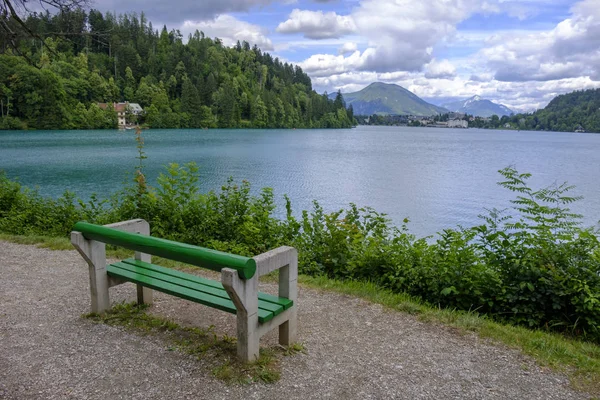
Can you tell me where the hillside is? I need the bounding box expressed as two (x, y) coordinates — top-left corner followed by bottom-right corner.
(466, 89), (600, 132)
(516, 88), (600, 132)
(337, 82), (447, 116)
(0, 9), (353, 130)
(442, 95), (513, 117)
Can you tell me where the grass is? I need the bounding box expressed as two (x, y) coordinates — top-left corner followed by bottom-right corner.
(84, 302), (294, 384)
(0, 233), (73, 250)
(2, 232), (599, 393)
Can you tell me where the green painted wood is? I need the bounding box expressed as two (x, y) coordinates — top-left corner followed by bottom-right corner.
(257, 292), (293, 310)
(107, 265), (274, 323)
(111, 261), (285, 317)
(73, 222), (256, 279)
(111, 261), (229, 299)
(120, 258), (293, 310)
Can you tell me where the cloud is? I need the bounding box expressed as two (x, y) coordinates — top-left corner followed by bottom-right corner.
(424, 59), (457, 79)
(338, 42), (357, 55)
(481, 0), (600, 82)
(276, 9), (357, 39)
(301, 0), (600, 112)
(299, 51), (363, 77)
(292, 0), (495, 76)
(299, 44), (431, 78)
(92, 0), (273, 23)
(470, 73), (494, 82)
(181, 15), (274, 51)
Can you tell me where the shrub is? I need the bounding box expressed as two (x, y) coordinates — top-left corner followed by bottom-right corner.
(1, 162), (599, 342)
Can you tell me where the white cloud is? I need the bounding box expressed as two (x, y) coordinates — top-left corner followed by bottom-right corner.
(181, 15), (274, 51)
(338, 42), (357, 55)
(276, 9), (357, 39)
(481, 0), (600, 82)
(300, 51), (363, 77)
(291, 0), (496, 76)
(298, 0), (600, 112)
(424, 59), (457, 79)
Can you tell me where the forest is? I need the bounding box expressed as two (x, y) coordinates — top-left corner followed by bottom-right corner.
(465, 89), (599, 133)
(0, 8), (355, 130)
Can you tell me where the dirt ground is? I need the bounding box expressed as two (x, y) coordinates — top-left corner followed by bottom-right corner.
(0, 241), (590, 399)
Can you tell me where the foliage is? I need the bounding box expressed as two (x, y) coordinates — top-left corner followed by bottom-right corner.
(1, 161), (599, 342)
(469, 89), (600, 133)
(0, 9), (355, 130)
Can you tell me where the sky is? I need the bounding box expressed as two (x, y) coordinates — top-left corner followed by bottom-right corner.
(92, 0), (600, 112)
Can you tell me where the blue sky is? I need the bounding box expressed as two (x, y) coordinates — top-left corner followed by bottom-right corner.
(95, 0), (600, 111)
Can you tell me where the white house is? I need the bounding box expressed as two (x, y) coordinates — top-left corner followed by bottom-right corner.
(448, 119), (468, 128)
(97, 102), (144, 128)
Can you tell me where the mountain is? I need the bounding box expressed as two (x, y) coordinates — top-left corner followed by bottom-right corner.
(333, 82), (448, 116)
(441, 96), (513, 117)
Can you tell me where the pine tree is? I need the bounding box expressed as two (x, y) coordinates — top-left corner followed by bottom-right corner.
(181, 78), (202, 128)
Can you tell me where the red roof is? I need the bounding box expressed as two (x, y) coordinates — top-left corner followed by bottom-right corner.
(97, 102), (127, 112)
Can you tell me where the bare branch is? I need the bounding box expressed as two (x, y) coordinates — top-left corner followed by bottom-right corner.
(1, 0), (92, 65)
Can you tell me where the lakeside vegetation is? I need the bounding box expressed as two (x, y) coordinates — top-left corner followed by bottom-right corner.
(469, 89), (600, 132)
(0, 9), (354, 130)
(1, 135), (599, 344)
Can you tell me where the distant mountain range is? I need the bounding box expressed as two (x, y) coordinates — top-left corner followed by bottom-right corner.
(441, 96), (514, 117)
(331, 82), (447, 116)
(330, 83), (514, 117)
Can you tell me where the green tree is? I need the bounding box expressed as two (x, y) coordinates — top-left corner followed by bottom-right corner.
(252, 95), (268, 128)
(213, 82), (238, 128)
(1, 9), (356, 130)
(181, 78), (203, 128)
(123, 66), (137, 101)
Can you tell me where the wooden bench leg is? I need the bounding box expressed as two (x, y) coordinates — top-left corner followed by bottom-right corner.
(222, 268), (260, 362)
(278, 260), (298, 346)
(71, 233), (110, 314)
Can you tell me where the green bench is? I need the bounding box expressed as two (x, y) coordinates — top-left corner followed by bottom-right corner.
(71, 219), (298, 362)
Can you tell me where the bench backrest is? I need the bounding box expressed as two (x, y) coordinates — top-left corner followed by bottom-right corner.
(72, 221), (256, 279)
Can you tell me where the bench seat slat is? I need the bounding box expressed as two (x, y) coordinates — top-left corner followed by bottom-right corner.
(107, 265), (275, 323)
(110, 261), (284, 316)
(120, 258), (293, 310)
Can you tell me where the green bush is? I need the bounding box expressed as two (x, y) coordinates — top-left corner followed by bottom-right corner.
(0, 165), (599, 342)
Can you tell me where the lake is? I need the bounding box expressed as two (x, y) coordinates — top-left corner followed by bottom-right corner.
(1, 126), (599, 237)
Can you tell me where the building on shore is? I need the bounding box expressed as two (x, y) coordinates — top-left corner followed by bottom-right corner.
(97, 102), (144, 128)
(448, 119), (468, 128)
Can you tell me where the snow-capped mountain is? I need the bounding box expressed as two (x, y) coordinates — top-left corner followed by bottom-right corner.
(441, 96), (513, 117)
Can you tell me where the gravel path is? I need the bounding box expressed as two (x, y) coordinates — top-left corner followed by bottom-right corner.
(0, 241), (589, 400)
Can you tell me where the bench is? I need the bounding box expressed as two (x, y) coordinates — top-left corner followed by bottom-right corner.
(71, 219), (297, 362)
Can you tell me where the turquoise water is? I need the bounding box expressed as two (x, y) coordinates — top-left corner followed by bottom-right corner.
(1, 126), (599, 237)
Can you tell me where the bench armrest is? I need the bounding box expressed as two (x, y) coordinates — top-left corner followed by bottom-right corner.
(253, 246), (298, 276)
(253, 246), (297, 314)
(104, 219), (149, 234)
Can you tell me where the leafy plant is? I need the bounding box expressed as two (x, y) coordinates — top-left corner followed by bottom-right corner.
(1, 163), (599, 342)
